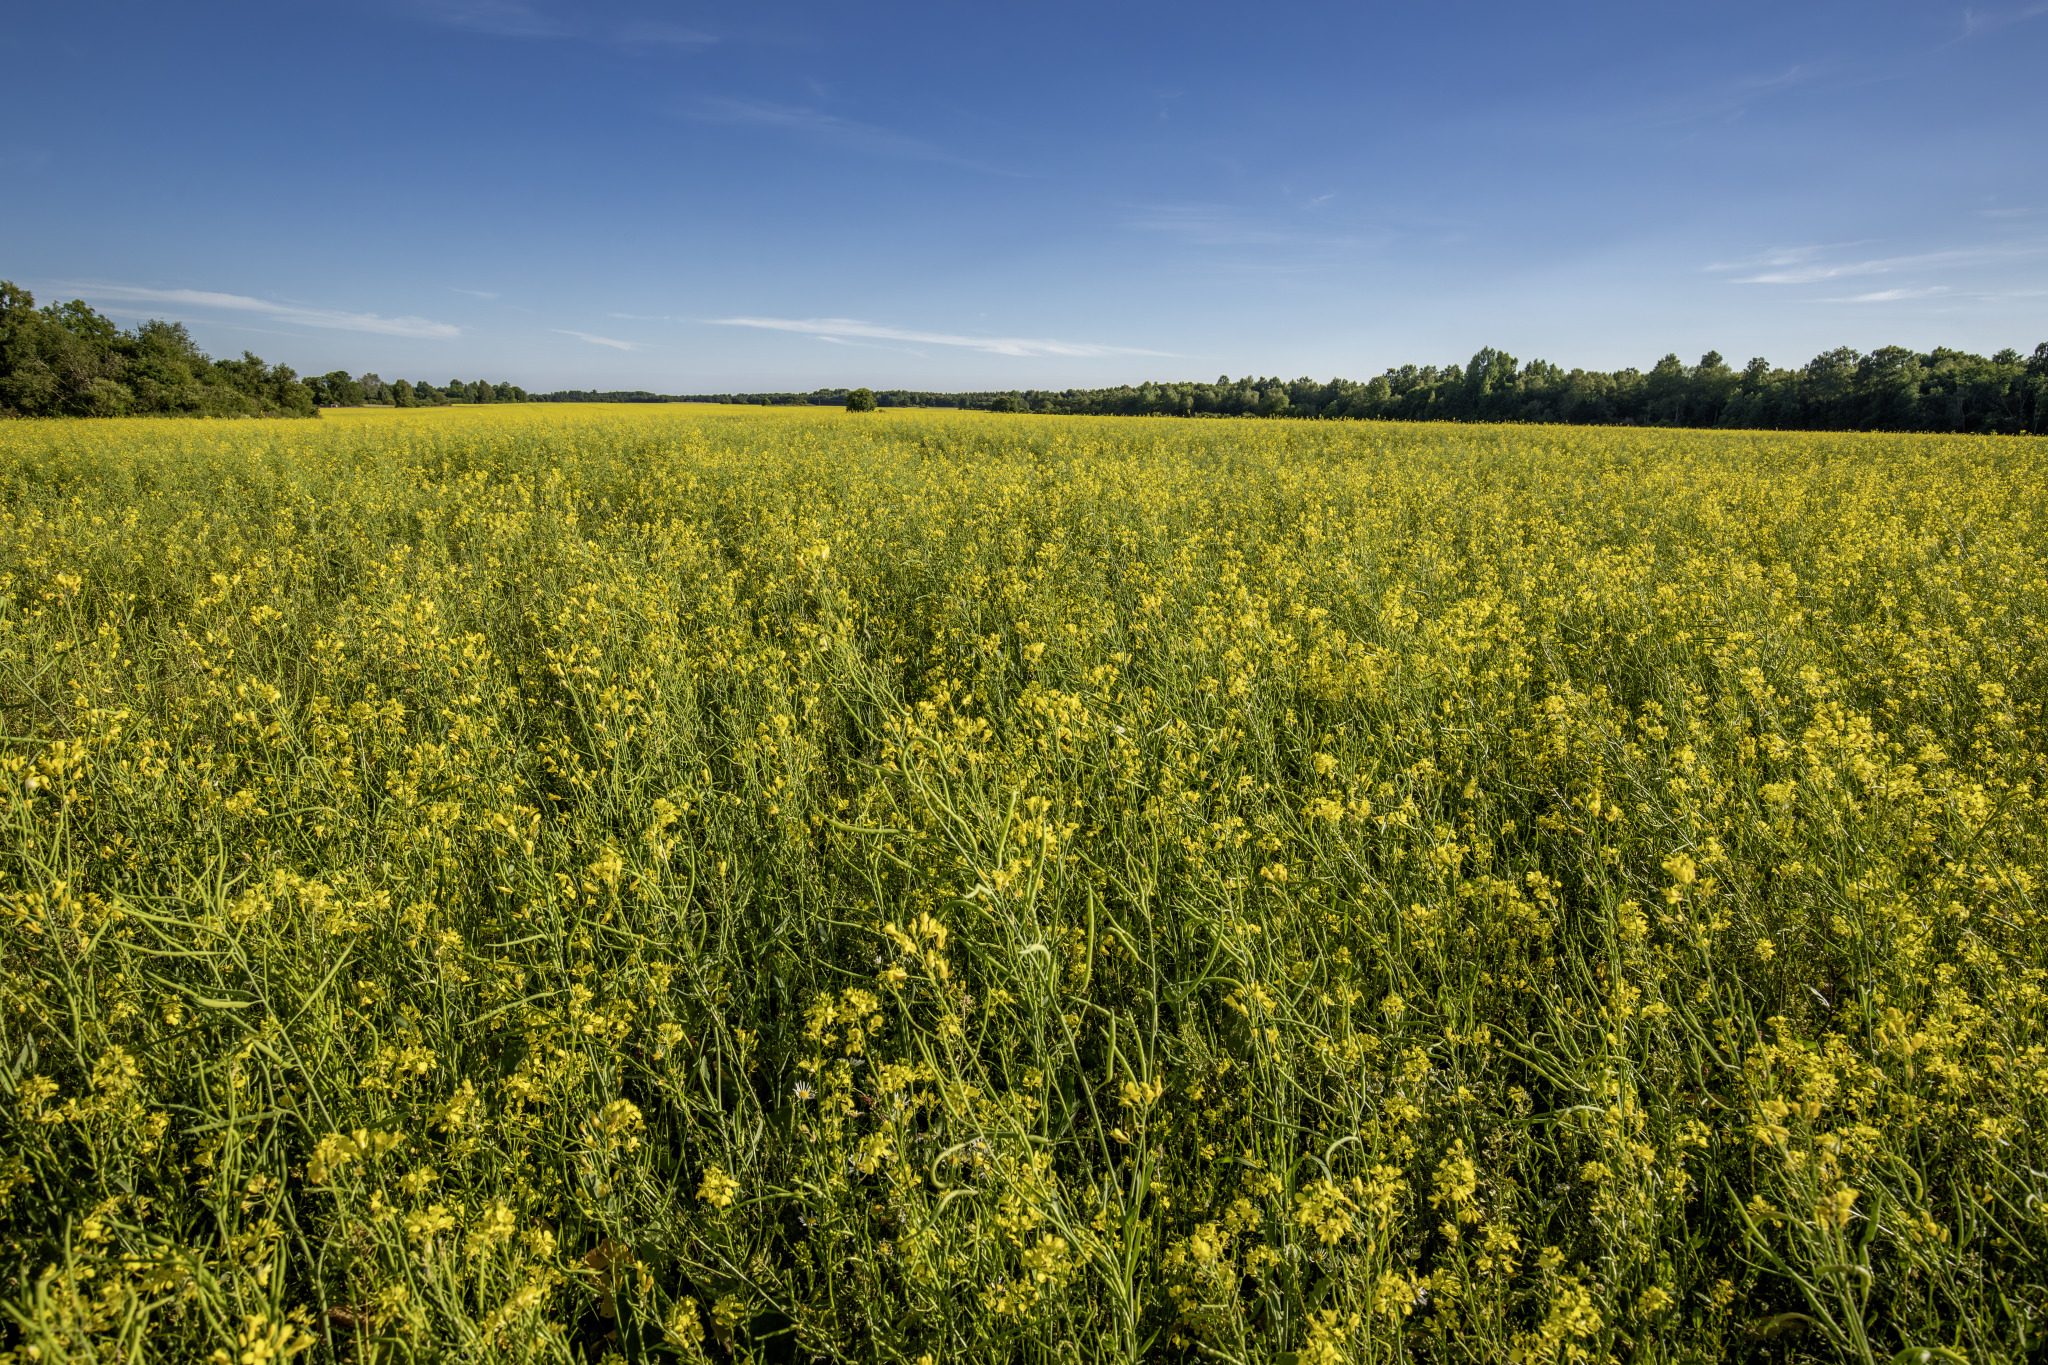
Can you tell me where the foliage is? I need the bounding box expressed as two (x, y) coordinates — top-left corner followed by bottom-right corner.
(845, 388), (878, 413)
(0, 281), (526, 419)
(0, 283), (315, 419)
(535, 391), (699, 405)
(649, 342), (2048, 434)
(307, 373), (531, 408)
(0, 403), (2044, 1363)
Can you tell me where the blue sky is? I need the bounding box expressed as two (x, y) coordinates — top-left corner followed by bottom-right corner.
(3, 0), (2044, 392)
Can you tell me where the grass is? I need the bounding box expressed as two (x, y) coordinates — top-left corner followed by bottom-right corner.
(0, 404), (2043, 1363)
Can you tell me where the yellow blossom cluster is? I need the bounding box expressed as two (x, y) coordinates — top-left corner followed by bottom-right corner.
(0, 402), (2042, 1361)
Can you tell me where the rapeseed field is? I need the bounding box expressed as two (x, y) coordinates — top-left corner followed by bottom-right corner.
(0, 403), (2043, 1363)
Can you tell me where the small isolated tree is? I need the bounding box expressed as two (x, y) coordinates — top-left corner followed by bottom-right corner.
(845, 387), (878, 412)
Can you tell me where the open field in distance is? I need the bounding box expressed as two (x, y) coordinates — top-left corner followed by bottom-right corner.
(1, 405), (2044, 1363)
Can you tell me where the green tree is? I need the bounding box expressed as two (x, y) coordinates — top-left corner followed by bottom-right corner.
(1644, 352), (1690, 424)
(593, 335), (2045, 433)
(2027, 344), (2048, 433)
(1462, 347), (1518, 418)
(0, 286), (129, 416)
(312, 371), (367, 406)
(1690, 351), (1738, 423)
(845, 387), (878, 412)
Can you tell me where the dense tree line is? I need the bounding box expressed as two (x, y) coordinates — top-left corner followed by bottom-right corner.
(309, 373), (530, 407)
(649, 341), (2048, 434)
(1, 283), (316, 418)
(26, 280), (2021, 432)
(532, 389), (679, 404)
(0, 281), (531, 419)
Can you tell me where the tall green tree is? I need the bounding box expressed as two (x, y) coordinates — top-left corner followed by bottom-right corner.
(310, 371), (367, 406)
(0, 281), (315, 418)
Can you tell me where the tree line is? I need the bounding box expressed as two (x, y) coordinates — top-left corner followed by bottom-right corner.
(8, 278), (2042, 433)
(651, 341), (2048, 434)
(0, 282), (530, 418)
(307, 373), (531, 407)
(1, 283), (316, 418)
(531, 389), (681, 404)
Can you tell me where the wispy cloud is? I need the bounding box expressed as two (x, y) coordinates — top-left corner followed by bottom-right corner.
(1121, 202), (1392, 274)
(1705, 242), (1869, 272)
(1128, 203), (1343, 249)
(1724, 243), (2041, 284)
(555, 329), (634, 350)
(63, 283), (460, 339)
(1127, 208), (1245, 245)
(451, 287), (501, 300)
(1959, 3), (2048, 39)
(1646, 64), (1823, 126)
(684, 97), (1001, 172)
(413, 0), (570, 38)
(709, 316), (1170, 358)
(608, 311), (671, 321)
(612, 20), (714, 48)
(1819, 286), (1949, 303)
(410, 2), (716, 49)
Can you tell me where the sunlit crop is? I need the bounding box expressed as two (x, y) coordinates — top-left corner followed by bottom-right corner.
(1, 403), (2043, 1363)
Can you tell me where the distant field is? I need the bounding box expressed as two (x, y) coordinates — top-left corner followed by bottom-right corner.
(1, 407), (2043, 1363)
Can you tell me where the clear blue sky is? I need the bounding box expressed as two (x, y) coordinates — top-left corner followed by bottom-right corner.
(3, 1), (2043, 392)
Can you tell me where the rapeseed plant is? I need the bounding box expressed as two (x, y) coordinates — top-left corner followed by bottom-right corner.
(0, 402), (2043, 1362)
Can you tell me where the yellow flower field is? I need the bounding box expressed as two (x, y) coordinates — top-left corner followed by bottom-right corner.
(0, 405), (2043, 1363)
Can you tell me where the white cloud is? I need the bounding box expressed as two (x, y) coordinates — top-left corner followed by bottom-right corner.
(684, 97), (1000, 172)
(413, 0), (571, 38)
(1819, 287), (1949, 302)
(709, 316), (1171, 358)
(1704, 242), (1870, 272)
(411, 3), (718, 49)
(64, 284), (461, 339)
(1646, 64), (1822, 126)
(1960, 3), (2048, 39)
(1127, 202), (1373, 250)
(555, 329), (634, 350)
(1717, 243), (2043, 284)
(1120, 202), (1393, 275)
(612, 20), (715, 48)
(451, 287), (501, 300)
